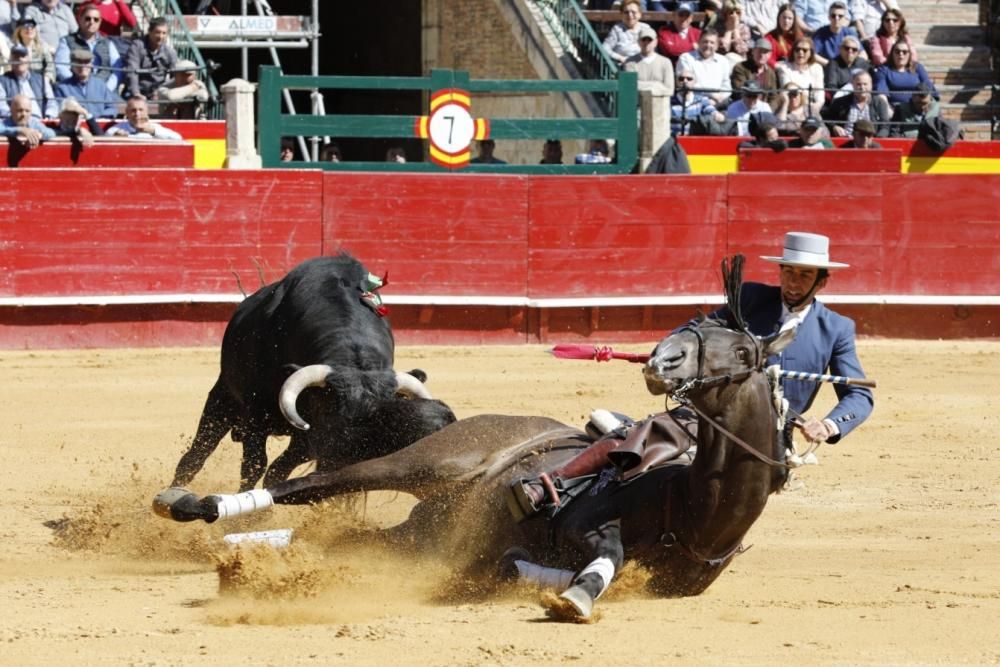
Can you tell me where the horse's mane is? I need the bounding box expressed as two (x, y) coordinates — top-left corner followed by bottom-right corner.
(721, 254), (748, 333)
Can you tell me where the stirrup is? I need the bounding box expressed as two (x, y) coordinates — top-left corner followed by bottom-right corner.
(505, 473), (562, 523)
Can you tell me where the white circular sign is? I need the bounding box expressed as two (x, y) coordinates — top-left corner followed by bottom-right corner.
(427, 102), (475, 155)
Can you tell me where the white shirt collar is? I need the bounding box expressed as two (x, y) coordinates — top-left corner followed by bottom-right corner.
(780, 301), (813, 333)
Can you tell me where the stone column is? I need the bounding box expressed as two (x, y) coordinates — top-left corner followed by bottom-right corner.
(221, 78), (262, 169)
(638, 84), (671, 173)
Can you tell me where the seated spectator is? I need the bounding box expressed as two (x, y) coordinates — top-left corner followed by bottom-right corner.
(811, 2), (857, 65)
(124, 16), (177, 100)
(744, 0), (781, 39)
(738, 118), (788, 150)
(53, 96), (99, 147)
(54, 4), (121, 91)
(575, 138), (613, 164)
(12, 17), (55, 83)
(866, 8), (915, 67)
(603, 0), (651, 68)
(0, 24), (9, 63)
(731, 37), (780, 111)
(725, 81), (773, 135)
(678, 29), (732, 104)
(793, 0), (831, 34)
(0, 1), (18, 38)
(470, 138), (507, 164)
(775, 81), (808, 134)
(888, 83), (940, 137)
(54, 48), (121, 118)
(624, 23), (674, 94)
(0, 93), (55, 147)
(765, 4), (804, 67)
(540, 138), (563, 164)
(23, 0), (77, 52)
(321, 142), (341, 162)
(105, 95), (181, 139)
(776, 37), (824, 116)
(0, 45), (58, 119)
(717, 0), (752, 66)
(76, 1), (137, 38)
(850, 0), (897, 43)
(839, 118), (882, 147)
(280, 137), (294, 161)
(671, 67), (725, 135)
(823, 35), (870, 100)
(822, 69), (891, 137)
(657, 3), (701, 64)
(873, 40), (936, 107)
(385, 146), (405, 163)
(788, 115), (834, 148)
(157, 59), (208, 119)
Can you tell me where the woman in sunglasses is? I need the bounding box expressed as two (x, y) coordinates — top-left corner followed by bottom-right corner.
(11, 17), (55, 83)
(776, 37), (825, 116)
(866, 8), (915, 67)
(873, 39), (936, 107)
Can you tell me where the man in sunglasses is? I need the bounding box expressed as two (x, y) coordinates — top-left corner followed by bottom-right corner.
(823, 35), (871, 98)
(811, 2), (859, 65)
(53, 4), (122, 92)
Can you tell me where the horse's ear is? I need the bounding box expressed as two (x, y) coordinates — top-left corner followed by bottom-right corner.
(763, 326), (797, 356)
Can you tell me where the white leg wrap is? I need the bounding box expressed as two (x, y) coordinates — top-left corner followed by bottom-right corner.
(214, 489), (274, 520)
(514, 560), (576, 590)
(577, 556), (615, 599)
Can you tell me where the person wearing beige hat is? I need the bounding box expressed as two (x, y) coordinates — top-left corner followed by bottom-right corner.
(622, 22), (674, 95)
(54, 96), (97, 146)
(507, 231), (874, 521)
(157, 58), (208, 119)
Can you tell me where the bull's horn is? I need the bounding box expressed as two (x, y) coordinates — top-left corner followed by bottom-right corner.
(395, 371), (433, 399)
(279, 364), (333, 431)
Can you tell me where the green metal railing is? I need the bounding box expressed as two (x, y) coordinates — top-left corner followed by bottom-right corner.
(532, 0), (619, 115)
(258, 66), (639, 173)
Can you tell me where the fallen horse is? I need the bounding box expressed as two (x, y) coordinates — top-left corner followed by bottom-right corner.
(154, 256), (797, 620)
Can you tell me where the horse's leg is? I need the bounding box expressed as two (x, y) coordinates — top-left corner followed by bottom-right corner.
(171, 382), (235, 487)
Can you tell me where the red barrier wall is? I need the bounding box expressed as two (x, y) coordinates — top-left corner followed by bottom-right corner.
(2, 169), (998, 348)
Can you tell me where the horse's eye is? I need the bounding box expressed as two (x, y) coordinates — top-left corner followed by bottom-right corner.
(736, 348), (749, 361)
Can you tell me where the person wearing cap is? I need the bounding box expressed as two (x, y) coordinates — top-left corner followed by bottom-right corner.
(157, 59), (209, 120)
(678, 28), (733, 104)
(106, 94), (181, 140)
(507, 231), (873, 519)
(53, 96), (99, 146)
(0, 44), (57, 118)
(810, 2), (858, 65)
(725, 80), (774, 135)
(12, 17), (56, 84)
(623, 22), (674, 94)
(53, 3), (121, 91)
(603, 0), (652, 67)
(124, 16), (177, 99)
(839, 118), (882, 148)
(823, 35), (870, 99)
(656, 2), (701, 63)
(22, 0), (77, 52)
(731, 37), (780, 111)
(822, 68), (890, 137)
(888, 83), (940, 138)
(788, 114), (834, 148)
(54, 47), (121, 118)
(0, 93), (55, 146)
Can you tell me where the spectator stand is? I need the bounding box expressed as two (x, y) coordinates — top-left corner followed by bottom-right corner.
(257, 66), (639, 173)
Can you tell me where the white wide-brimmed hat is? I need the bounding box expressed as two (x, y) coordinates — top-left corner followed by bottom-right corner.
(761, 232), (849, 269)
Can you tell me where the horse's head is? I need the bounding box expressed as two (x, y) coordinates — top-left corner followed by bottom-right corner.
(643, 255), (796, 398)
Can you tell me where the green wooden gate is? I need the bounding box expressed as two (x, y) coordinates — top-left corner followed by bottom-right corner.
(257, 66), (638, 173)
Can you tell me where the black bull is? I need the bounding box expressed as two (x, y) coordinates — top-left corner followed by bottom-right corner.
(170, 254), (456, 491)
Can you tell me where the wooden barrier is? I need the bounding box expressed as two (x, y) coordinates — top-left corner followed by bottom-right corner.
(738, 148), (903, 173)
(0, 139), (194, 168)
(2, 170), (999, 347)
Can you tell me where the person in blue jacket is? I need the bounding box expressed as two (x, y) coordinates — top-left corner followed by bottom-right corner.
(509, 231), (875, 519)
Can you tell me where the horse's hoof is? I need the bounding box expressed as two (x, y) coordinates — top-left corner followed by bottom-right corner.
(152, 487), (219, 523)
(542, 585), (594, 622)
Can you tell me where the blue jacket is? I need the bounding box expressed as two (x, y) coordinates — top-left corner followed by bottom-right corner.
(713, 282), (874, 442)
(55, 76), (121, 118)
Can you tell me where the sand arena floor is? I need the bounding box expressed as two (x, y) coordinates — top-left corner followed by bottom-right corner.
(1, 340), (999, 666)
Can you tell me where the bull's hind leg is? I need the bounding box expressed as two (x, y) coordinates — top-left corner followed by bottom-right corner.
(261, 433), (312, 487)
(171, 382), (236, 487)
(239, 430), (269, 491)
